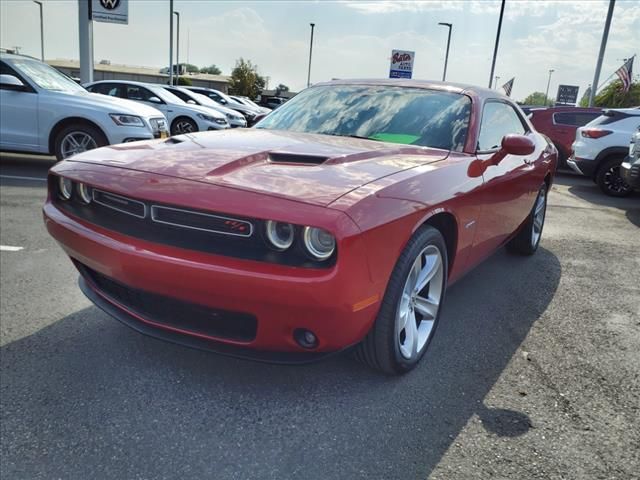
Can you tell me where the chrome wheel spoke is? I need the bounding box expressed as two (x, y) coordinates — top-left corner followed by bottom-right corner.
(414, 295), (438, 320)
(415, 253), (438, 294)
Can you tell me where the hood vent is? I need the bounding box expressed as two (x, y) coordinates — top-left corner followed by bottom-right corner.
(268, 152), (329, 165)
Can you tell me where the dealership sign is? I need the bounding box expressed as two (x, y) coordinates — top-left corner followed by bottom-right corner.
(91, 0), (128, 25)
(389, 50), (415, 79)
(556, 85), (580, 104)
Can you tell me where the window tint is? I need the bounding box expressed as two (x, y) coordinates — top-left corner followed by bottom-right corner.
(90, 83), (121, 97)
(126, 85), (155, 102)
(478, 101), (526, 151)
(257, 85), (471, 151)
(553, 112), (600, 126)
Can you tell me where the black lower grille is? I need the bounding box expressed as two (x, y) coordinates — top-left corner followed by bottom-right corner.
(79, 264), (257, 342)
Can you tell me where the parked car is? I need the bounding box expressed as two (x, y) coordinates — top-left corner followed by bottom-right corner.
(262, 97), (287, 109)
(620, 128), (640, 191)
(230, 95), (271, 114)
(162, 86), (246, 128)
(0, 53), (168, 160)
(185, 86), (262, 124)
(85, 80), (229, 135)
(44, 79), (557, 374)
(528, 106), (602, 168)
(568, 108), (640, 196)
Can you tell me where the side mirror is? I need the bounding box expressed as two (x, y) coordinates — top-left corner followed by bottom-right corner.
(501, 134), (535, 156)
(0, 74), (25, 89)
(187, 99), (196, 105)
(148, 96), (162, 104)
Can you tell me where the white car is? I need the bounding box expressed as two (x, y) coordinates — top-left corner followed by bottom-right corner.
(162, 86), (247, 128)
(186, 86), (263, 124)
(85, 80), (229, 135)
(568, 107), (640, 196)
(230, 95), (271, 114)
(0, 53), (168, 160)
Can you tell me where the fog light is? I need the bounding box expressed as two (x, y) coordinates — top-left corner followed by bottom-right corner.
(294, 328), (318, 349)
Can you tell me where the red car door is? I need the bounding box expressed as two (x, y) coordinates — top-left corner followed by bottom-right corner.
(466, 101), (537, 267)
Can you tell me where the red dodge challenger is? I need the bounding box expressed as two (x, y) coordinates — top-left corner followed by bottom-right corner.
(44, 80), (557, 374)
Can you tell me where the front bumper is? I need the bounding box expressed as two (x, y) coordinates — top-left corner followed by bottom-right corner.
(107, 126), (156, 145)
(620, 157), (640, 189)
(567, 155), (597, 178)
(43, 172), (380, 359)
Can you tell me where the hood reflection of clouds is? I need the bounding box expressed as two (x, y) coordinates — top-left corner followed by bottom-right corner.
(259, 85), (471, 152)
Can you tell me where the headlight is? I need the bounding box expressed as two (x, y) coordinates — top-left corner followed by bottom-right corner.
(110, 114), (144, 127)
(197, 113), (219, 123)
(265, 220), (294, 251)
(302, 227), (336, 260)
(58, 177), (73, 200)
(77, 183), (92, 204)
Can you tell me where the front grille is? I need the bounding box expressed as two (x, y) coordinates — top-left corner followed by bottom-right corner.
(50, 177), (334, 268)
(79, 263), (257, 342)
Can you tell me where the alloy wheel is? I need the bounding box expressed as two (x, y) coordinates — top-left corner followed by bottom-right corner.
(174, 120), (196, 134)
(60, 132), (98, 159)
(531, 186), (547, 248)
(396, 245), (444, 361)
(603, 165), (632, 195)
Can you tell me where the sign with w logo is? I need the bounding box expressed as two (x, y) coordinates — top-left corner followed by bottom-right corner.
(91, 0), (128, 24)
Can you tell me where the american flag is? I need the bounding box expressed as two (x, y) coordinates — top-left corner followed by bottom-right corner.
(502, 77), (514, 97)
(615, 57), (634, 93)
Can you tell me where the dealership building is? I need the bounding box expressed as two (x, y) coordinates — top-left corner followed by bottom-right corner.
(47, 59), (230, 92)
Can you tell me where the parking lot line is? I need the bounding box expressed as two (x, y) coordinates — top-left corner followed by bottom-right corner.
(0, 174), (47, 182)
(0, 245), (24, 252)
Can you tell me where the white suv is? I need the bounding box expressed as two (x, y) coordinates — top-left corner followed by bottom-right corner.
(0, 53), (168, 160)
(568, 108), (640, 196)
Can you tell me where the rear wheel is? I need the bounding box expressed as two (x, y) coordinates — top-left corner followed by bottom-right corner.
(354, 226), (447, 374)
(596, 157), (633, 197)
(507, 184), (547, 255)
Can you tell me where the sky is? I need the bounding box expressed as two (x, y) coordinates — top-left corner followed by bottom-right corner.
(1, 0), (638, 101)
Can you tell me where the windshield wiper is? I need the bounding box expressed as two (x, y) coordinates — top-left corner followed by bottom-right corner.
(328, 133), (381, 141)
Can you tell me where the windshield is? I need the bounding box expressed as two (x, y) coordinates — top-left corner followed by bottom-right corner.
(9, 58), (84, 93)
(152, 86), (187, 105)
(190, 92), (221, 109)
(256, 84), (471, 151)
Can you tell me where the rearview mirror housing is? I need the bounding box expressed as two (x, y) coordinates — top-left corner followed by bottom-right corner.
(501, 134), (535, 156)
(0, 74), (25, 89)
(148, 96), (162, 104)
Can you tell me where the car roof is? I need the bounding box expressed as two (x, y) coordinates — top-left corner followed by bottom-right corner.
(312, 78), (508, 102)
(88, 79), (164, 89)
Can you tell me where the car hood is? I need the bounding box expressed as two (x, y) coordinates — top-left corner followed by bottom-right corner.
(70, 129), (448, 206)
(58, 91), (165, 118)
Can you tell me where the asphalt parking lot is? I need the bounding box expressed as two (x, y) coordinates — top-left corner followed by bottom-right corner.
(1, 152), (638, 480)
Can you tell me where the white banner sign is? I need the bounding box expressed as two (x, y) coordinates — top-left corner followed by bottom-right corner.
(389, 50), (415, 79)
(92, 0), (128, 25)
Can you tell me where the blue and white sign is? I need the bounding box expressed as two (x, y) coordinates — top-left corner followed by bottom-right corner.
(389, 50), (415, 79)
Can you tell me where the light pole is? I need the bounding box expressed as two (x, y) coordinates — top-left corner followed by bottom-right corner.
(545, 69), (554, 106)
(33, 1), (44, 61)
(438, 22), (452, 82)
(307, 23), (315, 88)
(169, 0), (173, 85)
(488, 0), (505, 88)
(174, 11), (180, 84)
(589, 0), (616, 106)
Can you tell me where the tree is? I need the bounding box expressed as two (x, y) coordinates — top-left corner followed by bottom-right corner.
(228, 58), (266, 98)
(170, 77), (192, 86)
(275, 83), (289, 95)
(579, 78), (640, 108)
(522, 91), (554, 106)
(200, 64), (222, 75)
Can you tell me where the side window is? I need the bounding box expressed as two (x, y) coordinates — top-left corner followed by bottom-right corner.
(169, 89), (190, 103)
(126, 86), (155, 102)
(478, 101), (527, 151)
(553, 112), (600, 126)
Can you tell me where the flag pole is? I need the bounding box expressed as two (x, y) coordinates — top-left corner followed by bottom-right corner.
(589, 0), (616, 107)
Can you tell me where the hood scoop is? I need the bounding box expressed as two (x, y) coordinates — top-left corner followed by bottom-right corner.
(268, 152), (329, 165)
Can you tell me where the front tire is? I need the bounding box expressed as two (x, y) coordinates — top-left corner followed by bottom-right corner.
(507, 184), (547, 256)
(596, 157), (633, 197)
(171, 117), (198, 135)
(354, 226), (448, 375)
(54, 124), (107, 161)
